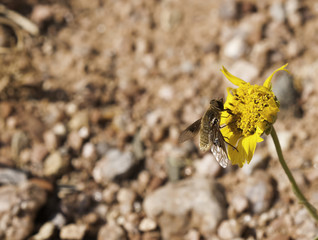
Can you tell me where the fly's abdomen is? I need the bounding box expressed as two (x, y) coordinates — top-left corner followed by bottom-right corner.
(199, 113), (211, 151)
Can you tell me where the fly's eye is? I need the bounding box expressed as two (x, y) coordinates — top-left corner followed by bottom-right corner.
(211, 118), (218, 125)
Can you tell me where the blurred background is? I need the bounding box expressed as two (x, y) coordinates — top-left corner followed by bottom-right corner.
(0, 0), (317, 239)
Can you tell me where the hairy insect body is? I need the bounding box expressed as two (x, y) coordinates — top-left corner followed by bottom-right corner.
(179, 99), (232, 168)
(199, 107), (220, 151)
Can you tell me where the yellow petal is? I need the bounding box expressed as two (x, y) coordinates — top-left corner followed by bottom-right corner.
(221, 66), (246, 87)
(241, 131), (263, 164)
(225, 132), (245, 166)
(263, 64), (289, 89)
(228, 140), (245, 167)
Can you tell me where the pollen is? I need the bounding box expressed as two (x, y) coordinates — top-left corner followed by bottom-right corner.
(228, 84), (280, 137)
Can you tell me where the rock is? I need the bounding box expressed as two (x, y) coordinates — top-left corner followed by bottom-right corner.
(68, 111), (89, 131)
(272, 72), (299, 109)
(266, 234), (290, 240)
(65, 103), (78, 116)
(239, 14), (267, 44)
(96, 141), (110, 156)
(250, 41), (272, 70)
(139, 218), (157, 232)
(180, 61), (194, 74)
(244, 171), (274, 214)
(194, 154), (222, 178)
(219, 0), (237, 20)
(0, 168), (27, 185)
(136, 170), (151, 194)
(102, 183), (120, 204)
(60, 224), (87, 240)
(146, 110), (162, 127)
(53, 123), (67, 137)
(160, 8), (183, 32)
(98, 223), (126, 240)
(259, 209), (278, 227)
(294, 213), (318, 239)
(11, 131), (29, 160)
(0, 182), (47, 240)
(269, 2), (286, 23)
(93, 149), (138, 183)
(67, 131), (83, 152)
(7, 116), (18, 129)
(31, 143), (48, 163)
(43, 151), (68, 177)
(184, 229), (200, 240)
(82, 142), (96, 160)
(240, 153), (268, 176)
(30, 222), (55, 240)
(223, 36), (247, 59)
(286, 40), (303, 59)
(43, 130), (59, 151)
(117, 188), (136, 215)
(228, 60), (259, 83)
(78, 126), (90, 139)
(230, 194), (249, 215)
(0, 102), (13, 118)
(122, 212), (139, 233)
(31, 5), (53, 25)
(286, 0), (301, 27)
(267, 130), (293, 154)
(51, 213), (67, 228)
(143, 177), (226, 239)
(132, 131), (145, 162)
(158, 85), (174, 101)
(217, 219), (243, 239)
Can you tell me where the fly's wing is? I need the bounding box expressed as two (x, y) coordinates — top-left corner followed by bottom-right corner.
(179, 118), (201, 143)
(210, 129), (229, 168)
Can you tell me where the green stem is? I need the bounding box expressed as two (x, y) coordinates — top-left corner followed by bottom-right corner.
(271, 127), (318, 222)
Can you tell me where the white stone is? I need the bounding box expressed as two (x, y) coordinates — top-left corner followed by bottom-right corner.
(139, 218), (157, 232)
(223, 36), (247, 59)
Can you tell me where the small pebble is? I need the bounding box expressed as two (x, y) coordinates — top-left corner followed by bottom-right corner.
(31, 222), (55, 240)
(53, 123), (67, 137)
(194, 154), (221, 178)
(93, 149), (137, 183)
(43, 151), (68, 177)
(240, 153), (268, 176)
(231, 194), (249, 214)
(102, 183), (120, 204)
(68, 131), (83, 152)
(0, 168), (27, 185)
(11, 131), (29, 160)
(60, 224), (87, 240)
(98, 223), (125, 240)
(139, 218), (157, 232)
(223, 36), (247, 59)
(65, 103), (78, 116)
(31, 143), (48, 163)
(244, 171), (274, 214)
(43, 130), (58, 151)
(217, 219), (243, 239)
(78, 126), (90, 139)
(82, 142), (96, 159)
(68, 111), (89, 131)
(269, 2), (286, 23)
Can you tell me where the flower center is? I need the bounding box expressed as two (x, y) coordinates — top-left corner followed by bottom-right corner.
(228, 84), (279, 137)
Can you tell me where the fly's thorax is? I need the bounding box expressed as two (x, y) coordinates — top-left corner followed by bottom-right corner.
(210, 99), (224, 111)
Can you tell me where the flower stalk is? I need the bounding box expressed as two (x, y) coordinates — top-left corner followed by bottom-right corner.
(270, 127), (318, 222)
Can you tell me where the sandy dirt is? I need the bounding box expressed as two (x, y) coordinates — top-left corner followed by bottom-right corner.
(0, 0), (318, 239)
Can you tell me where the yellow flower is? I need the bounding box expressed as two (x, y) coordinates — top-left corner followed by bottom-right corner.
(220, 64), (289, 167)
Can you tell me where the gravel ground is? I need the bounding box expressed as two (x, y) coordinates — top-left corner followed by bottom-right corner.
(0, 0), (318, 239)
